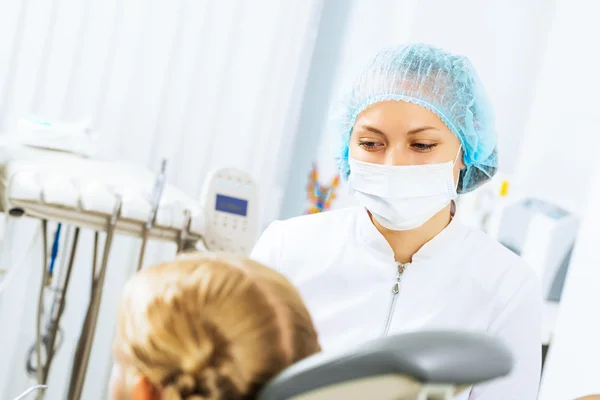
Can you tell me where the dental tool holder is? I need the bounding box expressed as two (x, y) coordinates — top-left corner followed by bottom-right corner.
(0, 146), (258, 251)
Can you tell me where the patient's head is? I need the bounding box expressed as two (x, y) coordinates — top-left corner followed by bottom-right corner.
(110, 253), (320, 400)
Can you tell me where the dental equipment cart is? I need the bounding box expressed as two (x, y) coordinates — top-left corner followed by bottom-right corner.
(0, 144), (258, 400)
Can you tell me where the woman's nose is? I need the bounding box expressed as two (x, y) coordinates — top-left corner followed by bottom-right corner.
(384, 148), (410, 166)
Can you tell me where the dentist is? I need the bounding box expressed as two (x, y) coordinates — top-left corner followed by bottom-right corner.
(251, 43), (541, 399)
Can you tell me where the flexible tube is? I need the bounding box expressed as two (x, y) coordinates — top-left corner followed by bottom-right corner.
(11, 384), (47, 400)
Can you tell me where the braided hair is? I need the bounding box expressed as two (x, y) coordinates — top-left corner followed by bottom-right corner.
(112, 253), (320, 399)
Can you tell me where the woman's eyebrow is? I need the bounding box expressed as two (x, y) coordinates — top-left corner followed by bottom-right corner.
(357, 124), (440, 135)
(358, 125), (386, 135)
(407, 126), (439, 135)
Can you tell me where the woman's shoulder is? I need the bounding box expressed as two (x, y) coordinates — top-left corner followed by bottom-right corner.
(272, 206), (362, 235)
(251, 207), (362, 268)
(460, 225), (540, 304)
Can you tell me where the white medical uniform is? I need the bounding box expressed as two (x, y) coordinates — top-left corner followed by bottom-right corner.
(251, 206), (542, 400)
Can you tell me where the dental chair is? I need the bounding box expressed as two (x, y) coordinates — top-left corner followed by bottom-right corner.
(259, 331), (512, 400)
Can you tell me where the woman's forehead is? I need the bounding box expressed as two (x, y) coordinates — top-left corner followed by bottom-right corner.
(354, 101), (450, 134)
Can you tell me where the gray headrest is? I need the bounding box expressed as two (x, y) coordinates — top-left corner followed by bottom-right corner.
(258, 331), (513, 400)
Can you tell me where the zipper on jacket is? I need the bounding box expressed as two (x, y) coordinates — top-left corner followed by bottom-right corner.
(382, 262), (409, 336)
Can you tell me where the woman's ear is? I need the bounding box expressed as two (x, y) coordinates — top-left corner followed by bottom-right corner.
(458, 148), (466, 170)
(131, 376), (160, 400)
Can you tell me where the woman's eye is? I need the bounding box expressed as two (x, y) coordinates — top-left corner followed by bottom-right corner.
(357, 141), (383, 151)
(411, 143), (437, 152)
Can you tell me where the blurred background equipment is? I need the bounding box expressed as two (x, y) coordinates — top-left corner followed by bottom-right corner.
(305, 163), (340, 214)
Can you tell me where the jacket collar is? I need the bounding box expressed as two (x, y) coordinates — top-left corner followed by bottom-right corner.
(355, 205), (470, 263)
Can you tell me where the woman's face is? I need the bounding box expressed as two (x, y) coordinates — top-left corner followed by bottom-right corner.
(349, 100), (464, 183)
(109, 361), (131, 400)
(109, 361), (159, 400)
(109, 344), (155, 400)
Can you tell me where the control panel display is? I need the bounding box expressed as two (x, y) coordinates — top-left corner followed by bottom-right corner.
(215, 194), (248, 216)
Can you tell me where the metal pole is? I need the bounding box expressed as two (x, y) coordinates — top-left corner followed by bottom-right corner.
(136, 230), (149, 272)
(66, 197), (122, 400)
(91, 231), (99, 291)
(137, 159), (168, 271)
(176, 209), (192, 254)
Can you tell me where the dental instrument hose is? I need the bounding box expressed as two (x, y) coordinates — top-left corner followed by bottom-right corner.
(25, 223), (74, 395)
(12, 385), (47, 400)
(46, 223), (62, 285)
(41, 227), (79, 383)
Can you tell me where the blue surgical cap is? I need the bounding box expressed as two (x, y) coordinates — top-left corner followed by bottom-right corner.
(337, 43), (497, 193)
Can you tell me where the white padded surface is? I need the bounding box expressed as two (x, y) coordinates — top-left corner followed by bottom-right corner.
(0, 146), (206, 241)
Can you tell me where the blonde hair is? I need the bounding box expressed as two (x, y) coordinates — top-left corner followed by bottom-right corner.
(114, 253), (320, 399)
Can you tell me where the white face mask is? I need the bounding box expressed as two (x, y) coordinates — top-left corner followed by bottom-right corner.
(348, 149), (460, 231)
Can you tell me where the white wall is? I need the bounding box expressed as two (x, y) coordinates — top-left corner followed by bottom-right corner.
(513, 0), (600, 215)
(526, 1), (600, 398)
(538, 150), (600, 400)
(279, 0), (356, 219)
(0, 0), (323, 398)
